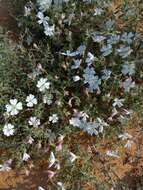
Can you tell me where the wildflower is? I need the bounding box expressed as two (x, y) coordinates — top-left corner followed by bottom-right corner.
(6, 99), (22, 116)
(69, 117), (81, 127)
(69, 152), (78, 163)
(94, 8), (103, 16)
(56, 134), (64, 151)
(47, 170), (56, 179)
(101, 44), (112, 57)
(70, 116), (99, 136)
(37, 78), (50, 92)
(3, 124), (14, 137)
(83, 66), (96, 76)
(60, 50), (78, 57)
(83, 122), (98, 135)
(106, 150), (119, 158)
(27, 136), (34, 144)
(83, 66), (101, 92)
(85, 75), (101, 92)
(92, 33), (106, 43)
(96, 117), (109, 133)
(117, 46), (133, 58)
(43, 95), (53, 105)
(49, 114), (59, 123)
(56, 143), (63, 151)
(28, 117), (41, 127)
(38, 187), (45, 190)
(0, 159), (12, 172)
(76, 44), (86, 55)
(37, 0), (52, 12)
(73, 75), (81, 82)
(113, 98), (124, 108)
(121, 62), (135, 76)
(85, 52), (95, 66)
(108, 108), (118, 121)
(37, 11), (49, 26)
(105, 19), (115, 30)
(107, 34), (120, 45)
(71, 59), (81, 69)
(57, 182), (66, 190)
(121, 32), (134, 44)
(123, 109), (133, 115)
(26, 94), (37, 107)
(124, 140), (134, 148)
(55, 163), (60, 170)
(0, 164), (11, 172)
(118, 133), (132, 140)
(101, 68), (112, 80)
(44, 24), (55, 37)
(48, 152), (56, 168)
(24, 1), (33, 16)
(75, 111), (89, 121)
(122, 78), (135, 92)
(58, 134), (65, 142)
(23, 152), (30, 161)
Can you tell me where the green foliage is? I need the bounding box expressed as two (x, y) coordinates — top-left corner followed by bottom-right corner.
(0, 0), (143, 189)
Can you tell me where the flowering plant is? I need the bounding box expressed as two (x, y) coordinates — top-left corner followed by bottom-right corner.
(0, 0), (143, 189)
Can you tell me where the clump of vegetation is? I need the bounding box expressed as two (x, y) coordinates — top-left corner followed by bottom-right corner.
(0, 0), (143, 189)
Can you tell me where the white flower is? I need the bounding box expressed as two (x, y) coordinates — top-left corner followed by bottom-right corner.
(43, 95), (53, 105)
(24, 2), (33, 16)
(23, 152), (30, 161)
(83, 66), (101, 92)
(69, 152), (78, 163)
(106, 150), (119, 158)
(117, 46), (133, 58)
(71, 59), (81, 69)
(96, 117), (109, 133)
(57, 182), (66, 190)
(101, 69), (112, 80)
(122, 77), (135, 92)
(121, 63), (135, 76)
(94, 8), (103, 16)
(49, 114), (59, 123)
(6, 99), (22, 116)
(73, 75), (81, 82)
(118, 133), (132, 140)
(108, 108), (118, 121)
(85, 52), (95, 65)
(3, 124), (14, 137)
(58, 134), (65, 142)
(37, 11), (49, 26)
(44, 25), (54, 37)
(75, 111), (89, 121)
(37, 78), (50, 92)
(28, 117), (40, 127)
(49, 152), (56, 168)
(69, 117), (81, 127)
(27, 136), (34, 144)
(101, 44), (113, 57)
(0, 164), (11, 172)
(37, 0), (52, 12)
(38, 187), (45, 190)
(0, 160), (12, 172)
(92, 33), (106, 43)
(55, 162), (60, 170)
(124, 140), (134, 149)
(113, 98), (124, 108)
(26, 94), (37, 107)
(47, 170), (56, 179)
(60, 50), (78, 57)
